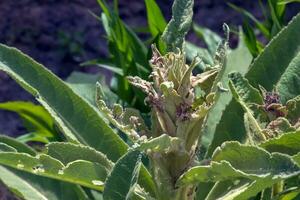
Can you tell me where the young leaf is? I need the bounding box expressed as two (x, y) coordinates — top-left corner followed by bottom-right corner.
(162, 0), (194, 51)
(0, 44), (128, 162)
(229, 79), (266, 144)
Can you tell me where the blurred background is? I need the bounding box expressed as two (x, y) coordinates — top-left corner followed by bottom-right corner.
(0, 0), (299, 137)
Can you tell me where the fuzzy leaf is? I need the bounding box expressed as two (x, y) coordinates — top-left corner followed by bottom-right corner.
(66, 71), (101, 106)
(0, 135), (36, 156)
(162, 0), (194, 51)
(0, 138), (88, 200)
(103, 150), (143, 200)
(0, 152), (108, 191)
(0, 44), (127, 162)
(286, 95), (300, 123)
(137, 134), (181, 153)
(203, 35), (252, 155)
(229, 80), (266, 144)
(246, 13), (300, 103)
(0, 166), (86, 200)
(228, 72), (263, 105)
(178, 142), (300, 199)
(276, 51), (300, 103)
(46, 142), (113, 170)
(260, 130), (300, 155)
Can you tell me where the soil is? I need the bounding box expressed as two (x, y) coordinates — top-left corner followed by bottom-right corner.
(0, 0), (299, 199)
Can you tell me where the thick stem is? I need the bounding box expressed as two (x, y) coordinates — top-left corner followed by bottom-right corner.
(149, 150), (197, 200)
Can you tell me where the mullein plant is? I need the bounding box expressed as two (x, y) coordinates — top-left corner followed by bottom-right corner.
(96, 42), (224, 199)
(0, 0), (300, 199)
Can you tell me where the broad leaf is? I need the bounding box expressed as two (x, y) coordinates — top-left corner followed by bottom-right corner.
(228, 72), (263, 105)
(0, 44), (127, 162)
(0, 166), (86, 200)
(260, 130), (300, 155)
(0, 152), (108, 191)
(178, 142), (300, 199)
(46, 142), (113, 170)
(0, 137), (87, 200)
(276, 51), (300, 103)
(246, 13), (300, 103)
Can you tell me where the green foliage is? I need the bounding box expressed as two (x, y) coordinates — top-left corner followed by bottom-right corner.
(0, 101), (60, 143)
(0, 44), (127, 162)
(0, 0), (300, 200)
(161, 0), (194, 51)
(229, 0), (300, 57)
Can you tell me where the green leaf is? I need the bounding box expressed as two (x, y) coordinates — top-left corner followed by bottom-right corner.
(193, 24), (222, 56)
(260, 130), (300, 155)
(0, 166), (86, 200)
(0, 138), (88, 200)
(0, 101), (59, 142)
(0, 152), (108, 191)
(293, 152), (300, 165)
(228, 72), (263, 105)
(0, 44), (127, 162)
(46, 142), (113, 170)
(185, 42), (214, 69)
(103, 150), (143, 200)
(242, 19), (260, 57)
(203, 34), (253, 156)
(137, 134), (181, 153)
(228, 75), (266, 144)
(228, 3), (270, 38)
(0, 135), (36, 156)
(246, 13), (300, 103)
(278, 0), (300, 4)
(0, 142), (17, 152)
(286, 95), (300, 123)
(17, 133), (50, 144)
(178, 142), (300, 199)
(276, 51), (300, 103)
(66, 71), (101, 105)
(145, 0), (167, 36)
(162, 0), (194, 51)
